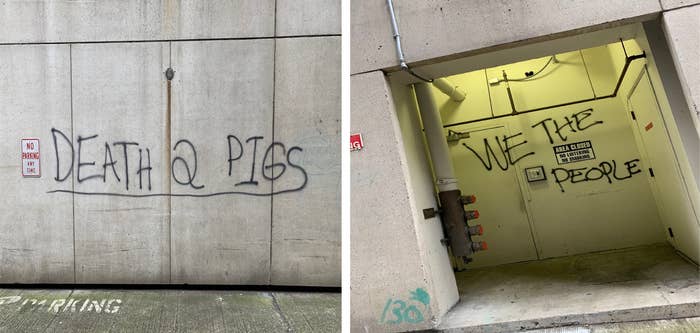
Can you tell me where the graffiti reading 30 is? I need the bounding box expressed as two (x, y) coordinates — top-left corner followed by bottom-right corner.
(379, 288), (430, 325)
(47, 128), (308, 198)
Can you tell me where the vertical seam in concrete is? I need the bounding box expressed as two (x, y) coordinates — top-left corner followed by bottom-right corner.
(269, 0), (278, 285)
(69, 43), (76, 284)
(167, 41), (173, 284)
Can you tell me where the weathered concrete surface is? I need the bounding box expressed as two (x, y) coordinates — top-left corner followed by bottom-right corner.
(0, 0), (275, 43)
(0, 288), (340, 332)
(0, 44), (74, 283)
(389, 81), (458, 319)
(663, 5), (700, 146)
(352, 0), (662, 74)
(438, 243), (700, 332)
(526, 317), (700, 332)
(71, 43), (170, 283)
(661, 0), (700, 10)
(0, 2), (340, 287)
(271, 37), (341, 286)
(351, 71), (447, 332)
(277, 0), (341, 36)
(170, 40), (275, 285)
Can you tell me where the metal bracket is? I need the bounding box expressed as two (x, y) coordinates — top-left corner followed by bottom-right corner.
(165, 67), (175, 81)
(423, 207), (441, 219)
(446, 129), (469, 142)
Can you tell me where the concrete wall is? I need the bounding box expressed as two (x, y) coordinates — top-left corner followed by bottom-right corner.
(351, 1), (700, 331)
(351, 0), (662, 74)
(662, 5), (700, 173)
(0, 0), (340, 286)
(351, 71), (452, 332)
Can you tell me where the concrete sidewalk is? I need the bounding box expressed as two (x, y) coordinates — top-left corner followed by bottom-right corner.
(0, 288), (340, 332)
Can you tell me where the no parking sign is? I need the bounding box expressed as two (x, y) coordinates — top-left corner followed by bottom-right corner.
(21, 138), (40, 177)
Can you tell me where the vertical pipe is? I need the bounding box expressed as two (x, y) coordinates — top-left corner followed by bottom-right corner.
(414, 83), (471, 257)
(386, 0), (408, 70)
(414, 83), (458, 192)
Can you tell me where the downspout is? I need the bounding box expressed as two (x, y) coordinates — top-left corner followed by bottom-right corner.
(414, 84), (486, 262)
(387, 0), (485, 262)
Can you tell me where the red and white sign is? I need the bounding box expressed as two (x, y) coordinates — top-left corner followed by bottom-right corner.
(21, 138), (40, 177)
(350, 133), (364, 151)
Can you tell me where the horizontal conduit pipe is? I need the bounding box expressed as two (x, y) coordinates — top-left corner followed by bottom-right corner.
(443, 53), (646, 128)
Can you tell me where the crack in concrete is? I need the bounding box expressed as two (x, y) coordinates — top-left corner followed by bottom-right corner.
(270, 292), (293, 332)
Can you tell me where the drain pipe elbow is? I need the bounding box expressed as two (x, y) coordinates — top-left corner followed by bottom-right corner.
(433, 78), (466, 102)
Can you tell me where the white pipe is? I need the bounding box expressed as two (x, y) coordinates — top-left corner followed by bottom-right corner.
(414, 83), (459, 192)
(433, 78), (466, 102)
(386, 0), (408, 70)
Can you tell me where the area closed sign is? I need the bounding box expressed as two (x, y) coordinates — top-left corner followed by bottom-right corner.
(553, 140), (595, 165)
(21, 138), (40, 177)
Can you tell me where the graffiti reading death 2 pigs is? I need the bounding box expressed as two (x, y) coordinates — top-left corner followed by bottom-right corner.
(46, 128), (308, 197)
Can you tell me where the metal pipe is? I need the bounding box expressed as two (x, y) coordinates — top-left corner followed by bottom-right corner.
(433, 78), (466, 102)
(386, 0), (408, 70)
(415, 83), (459, 193)
(415, 83), (475, 258)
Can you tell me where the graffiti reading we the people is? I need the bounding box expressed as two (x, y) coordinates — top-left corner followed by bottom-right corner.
(461, 108), (604, 172)
(379, 288), (430, 325)
(47, 128), (308, 198)
(459, 108), (645, 193)
(551, 158), (642, 192)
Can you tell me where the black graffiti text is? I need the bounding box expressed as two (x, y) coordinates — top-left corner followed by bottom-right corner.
(531, 108), (603, 144)
(462, 132), (535, 171)
(48, 128), (308, 198)
(551, 158), (642, 192)
(226, 134), (307, 188)
(51, 128), (152, 191)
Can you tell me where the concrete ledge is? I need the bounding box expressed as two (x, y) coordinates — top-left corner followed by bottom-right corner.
(439, 302), (700, 332)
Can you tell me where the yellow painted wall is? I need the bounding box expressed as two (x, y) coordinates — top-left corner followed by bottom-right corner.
(434, 42), (669, 265)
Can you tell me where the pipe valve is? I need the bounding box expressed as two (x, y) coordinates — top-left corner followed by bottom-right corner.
(461, 194), (477, 205)
(471, 241), (488, 253)
(465, 210), (479, 220)
(467, 224), (483, 236)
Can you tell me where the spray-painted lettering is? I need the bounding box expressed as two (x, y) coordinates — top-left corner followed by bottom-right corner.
(379, 288), (430, 325)
(551, 159), (642, 192)
(531, 108), (603, 144)
(48, 127), (307, 197)
(462, 132), (535, 171)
